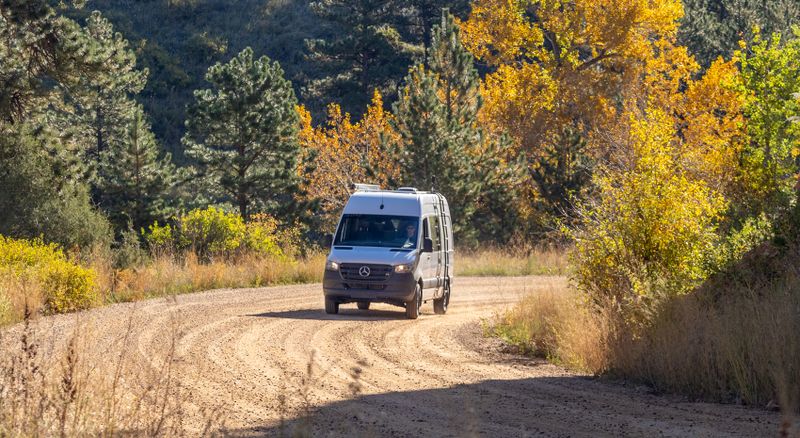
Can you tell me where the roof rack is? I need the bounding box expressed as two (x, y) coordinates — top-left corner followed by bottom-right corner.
(352, 183), (381, 192)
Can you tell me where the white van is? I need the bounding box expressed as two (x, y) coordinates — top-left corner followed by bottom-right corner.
(322, 184), (454, 319)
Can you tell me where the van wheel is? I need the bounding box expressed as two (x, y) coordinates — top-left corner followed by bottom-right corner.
(405, 284), (421, 319)
(357, 302), (370, 310)
(325, 298), (339, 314)
(434, 282), (450, 315)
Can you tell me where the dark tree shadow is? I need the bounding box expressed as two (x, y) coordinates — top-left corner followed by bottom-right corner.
(222, 377), (779, 438)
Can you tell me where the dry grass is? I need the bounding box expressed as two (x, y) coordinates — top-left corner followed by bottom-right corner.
(493, 258), (800, 429)
(0, 309), (222, 436)
(457, 246), (569, 277)
(101, 252), (326, 304)
(488, 284), (609, 372)
(615, 275), (800, 410)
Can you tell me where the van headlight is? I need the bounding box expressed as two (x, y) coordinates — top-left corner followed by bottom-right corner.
(326, 261), (339, 271)
(394, 263), (414, 273)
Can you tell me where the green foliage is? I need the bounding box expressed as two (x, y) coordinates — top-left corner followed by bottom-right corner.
(0, 0), (99, 122)
(571, 109), (727, 327)
(143, 221), (174, 254)
(530, 127), (593, 225)
(0, 123), (112, 249)
(245, 214), (292, 259)
(97, 105), (180, 232)
(179, 207), (246, 258)
(48, 10), (147, 170)
(0, 235), (97, 314)
(113, 227), (148, 269)
(305, 0), (419, 116)
(143, 207), (293, 261)
(391, 10), (526, 243)
(705, 213), (774, 273)
(735, 29), (800, 216)
(680, 0), (800, 66)
(184, 47), (304, 220)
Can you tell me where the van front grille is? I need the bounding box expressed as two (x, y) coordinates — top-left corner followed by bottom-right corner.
(339, 263), (392, 282)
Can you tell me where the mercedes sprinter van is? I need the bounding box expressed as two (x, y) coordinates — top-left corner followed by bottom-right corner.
(322, 184), (454, 319)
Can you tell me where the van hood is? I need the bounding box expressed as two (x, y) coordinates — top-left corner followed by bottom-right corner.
(327, 246), (418, 266)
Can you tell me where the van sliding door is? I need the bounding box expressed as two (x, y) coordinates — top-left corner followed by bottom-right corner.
(421, 216), (443, 290)
(429, 215), (443, 288)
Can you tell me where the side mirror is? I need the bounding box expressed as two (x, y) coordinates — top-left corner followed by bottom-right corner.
(323, 233), (333, 248)
(422, 238), (433, 253)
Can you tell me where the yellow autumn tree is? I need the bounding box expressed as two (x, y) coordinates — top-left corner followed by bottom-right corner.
(640, 42), (746, 197)
(460, 0), (684, 149)
(298, 91), (400, 231)
(571, 107), (727, 327)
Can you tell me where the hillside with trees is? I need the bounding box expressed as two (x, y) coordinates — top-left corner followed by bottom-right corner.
(63, 0), (471, 158)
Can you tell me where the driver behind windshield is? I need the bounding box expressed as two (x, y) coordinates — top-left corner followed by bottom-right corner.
(402, 222), (417, 248)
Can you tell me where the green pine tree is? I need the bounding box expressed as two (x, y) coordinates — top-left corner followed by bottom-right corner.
(71, 11), (147, 162)
(0, 122), (112, 248)
(0, 0), (121, 247)
(305, 0), (418, 117)
(391, 10), (525, 242)
(680, 0), (800, 66)
(184, 47), (303, 220)
(97, 105), (179, 232)
(404, 1), (470, 51)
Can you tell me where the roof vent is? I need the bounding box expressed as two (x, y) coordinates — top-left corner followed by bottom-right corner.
(397, 187), (419, 193)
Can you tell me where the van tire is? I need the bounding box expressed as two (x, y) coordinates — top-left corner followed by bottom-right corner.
(325, 298), (339, 314)
(433, 281), (450, 315)
(357, 302), (370, 310)
(405, 284), (421, 319)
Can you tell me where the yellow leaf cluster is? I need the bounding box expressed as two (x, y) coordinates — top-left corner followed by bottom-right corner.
(298, 91), (400, 231)
(640, 41), (746, 195)
(461, 0), (684, 152)
(573, 108), (727, 325)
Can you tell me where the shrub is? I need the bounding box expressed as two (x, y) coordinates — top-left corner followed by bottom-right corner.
(0, 236), (97, 315)
(245, 213), (284, 258)
(179, 207), (246, 259)
(143, 221), (175, 255)
(570, 109), (726, 328)
(142, 208), (302, 262)
(114, 227), (149, 269)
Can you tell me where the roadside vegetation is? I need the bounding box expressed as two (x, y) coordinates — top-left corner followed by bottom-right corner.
(456, 247), (568, 277)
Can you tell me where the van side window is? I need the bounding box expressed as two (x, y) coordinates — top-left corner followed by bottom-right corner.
(429, 216), (441, 251)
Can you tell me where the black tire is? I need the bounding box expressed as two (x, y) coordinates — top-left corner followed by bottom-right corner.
(357, 302), (370, 310)
(325, 297), (339, 314)
(433, 281), (450, 315)
(405, 283), (422, 319)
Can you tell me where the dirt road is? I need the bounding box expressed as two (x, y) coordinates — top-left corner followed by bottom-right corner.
(30, 276), (779, 436)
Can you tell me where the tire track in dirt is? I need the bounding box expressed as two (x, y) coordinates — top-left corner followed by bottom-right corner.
(24, 276), (779, 437)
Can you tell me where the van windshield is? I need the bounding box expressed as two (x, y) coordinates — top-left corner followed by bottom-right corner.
(334, 215), (419, 249)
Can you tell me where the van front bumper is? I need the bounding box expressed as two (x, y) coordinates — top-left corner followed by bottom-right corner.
(323, 270), (417, 305)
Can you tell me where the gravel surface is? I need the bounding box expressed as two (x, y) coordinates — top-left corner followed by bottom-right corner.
(17, 276), (780, 436)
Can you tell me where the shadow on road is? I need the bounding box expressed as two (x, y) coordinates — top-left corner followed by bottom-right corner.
(246, 308), (410, 321)
(222, 377), (778, 437)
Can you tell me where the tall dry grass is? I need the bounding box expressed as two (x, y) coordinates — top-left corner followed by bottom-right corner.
(493, 265), (800, 430)
(102, 252), (326, 303)
(0, 309), (222, 436)
(457, 246), (569, 276)
(487, 284), (609, 372)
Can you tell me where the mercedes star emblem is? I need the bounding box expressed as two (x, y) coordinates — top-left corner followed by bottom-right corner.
(358, 266), (371, 277)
